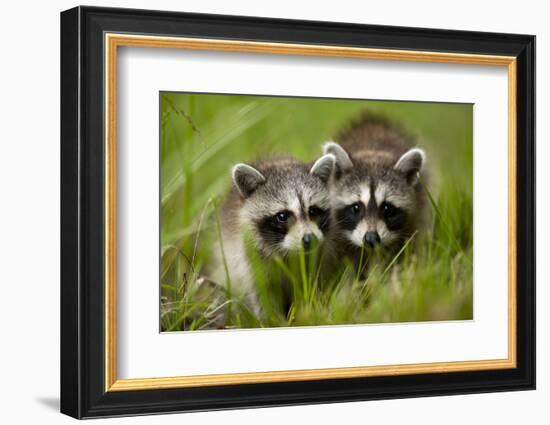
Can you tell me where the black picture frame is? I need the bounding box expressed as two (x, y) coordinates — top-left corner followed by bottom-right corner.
(61, 5), (535, 419)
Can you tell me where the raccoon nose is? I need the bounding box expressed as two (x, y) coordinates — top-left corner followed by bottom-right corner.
(364, 231), (380, 247)
(302, 234), (313, 249)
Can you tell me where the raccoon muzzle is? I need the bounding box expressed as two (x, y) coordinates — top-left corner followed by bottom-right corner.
(364, 231), (381, 247)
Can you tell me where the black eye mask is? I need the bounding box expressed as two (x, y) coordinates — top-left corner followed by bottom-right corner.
(336, 202), (365, 231)
(309, 206), (331, 233)
(256, 212), (291, 246)
(380, 202), (407, 231)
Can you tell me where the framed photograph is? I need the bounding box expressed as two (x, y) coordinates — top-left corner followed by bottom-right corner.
(60, 6), (535, 419)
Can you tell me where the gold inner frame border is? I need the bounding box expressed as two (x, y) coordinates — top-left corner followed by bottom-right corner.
(104, 33), (517, 392)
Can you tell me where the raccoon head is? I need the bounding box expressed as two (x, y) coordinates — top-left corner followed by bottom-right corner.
(232, 154), (335, 257)
(324, 142), (426, 250)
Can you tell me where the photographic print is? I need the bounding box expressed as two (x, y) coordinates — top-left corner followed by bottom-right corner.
(160, 93), (473, 331)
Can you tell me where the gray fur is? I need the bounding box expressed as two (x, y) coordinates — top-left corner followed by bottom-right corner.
(212, 155), (334, 316)
(325, 111), (429, 259)
(310, 153), (336, 182)
(232, 163), (266, 197)
(323, 141), (353, 173)
(394, 148), (426, 185)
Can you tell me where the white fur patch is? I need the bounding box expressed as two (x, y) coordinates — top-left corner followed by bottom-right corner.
(282, 220), (324, 250)
(377, 220), (398, 245)
(360, 184), (372, 206)
(374, 183), (386, 206)
(310, 225), (324, 241)
(375, 182), (413, 211)
(348, 221), (367, 247)
(385, 193), (413, 211)
(215, 232), (255, 295)
(288, 196), (301, 217)
(347, 220), (397, 248)
(332, 192), (359, 208)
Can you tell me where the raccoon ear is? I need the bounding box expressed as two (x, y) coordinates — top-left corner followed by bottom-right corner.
(394, 148), (426, 185)
(232, 163), (266, 197)
(310, 153), (335, 182)
(323, 141), (353, 173)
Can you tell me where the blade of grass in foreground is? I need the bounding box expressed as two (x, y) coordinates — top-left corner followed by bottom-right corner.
(419, 176), (462, 253)
(382, 231), (418, 277)
(244, 231), (279, 324)
(212, 198), (232, 319)
(161, 101), (279, 206)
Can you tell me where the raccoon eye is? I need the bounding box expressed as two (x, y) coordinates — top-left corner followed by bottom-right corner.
(308, 206), (323, 217)
(350, 202), (363, 215)
(382, 202), (398, 218)
(381, 202), (406, 231)
(275, 211), (290, 223)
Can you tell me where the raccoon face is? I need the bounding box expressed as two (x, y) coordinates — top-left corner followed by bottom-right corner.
(324, 142), (426, 249)
(232, 154), (335, 256)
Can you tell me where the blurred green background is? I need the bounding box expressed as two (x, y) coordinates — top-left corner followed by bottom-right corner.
(160, 92), (473, 331)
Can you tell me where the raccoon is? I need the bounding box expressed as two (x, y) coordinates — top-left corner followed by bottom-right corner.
(214, 154), (335, 315)
(323, 112), (428, 263)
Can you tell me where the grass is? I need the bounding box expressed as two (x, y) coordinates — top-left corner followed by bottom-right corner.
(159, 92), (473, 332)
